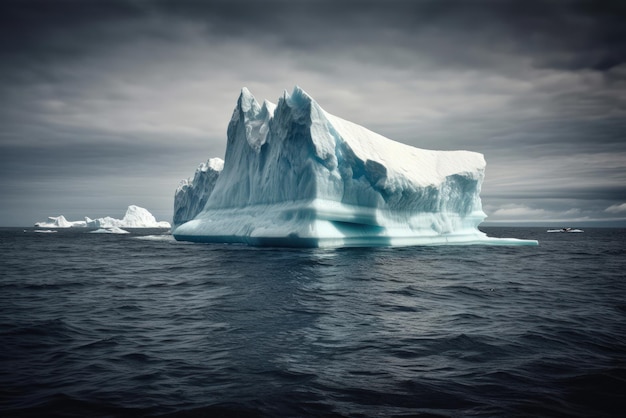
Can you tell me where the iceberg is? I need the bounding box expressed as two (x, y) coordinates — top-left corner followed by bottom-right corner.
(85, 205), (171, 229)
(35, 205), (171, 229)
(174, 158), (224, 226)
(34, 215), (85, 228)
(173, 87), (537, 247)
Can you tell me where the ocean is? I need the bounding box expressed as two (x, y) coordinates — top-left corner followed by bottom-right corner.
(1, 227), (624, 417)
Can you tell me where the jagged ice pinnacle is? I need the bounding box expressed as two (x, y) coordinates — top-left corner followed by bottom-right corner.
(173, 86), (537, 247)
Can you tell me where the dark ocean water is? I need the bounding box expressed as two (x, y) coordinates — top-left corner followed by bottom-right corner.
(1, 227), (625, 417)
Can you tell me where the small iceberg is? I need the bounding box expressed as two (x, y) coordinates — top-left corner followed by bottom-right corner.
(90, 227), (130, 234)
(547, 228), (584, 233)
(34, 215), (84, 228)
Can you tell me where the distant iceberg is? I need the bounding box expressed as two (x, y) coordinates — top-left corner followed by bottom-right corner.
(173, 86), (537, 247)
(35, 205), (171, 229)
(35, 215), (82, 228)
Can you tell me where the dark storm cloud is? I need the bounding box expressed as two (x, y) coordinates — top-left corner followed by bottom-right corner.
(3, 0), (625, 70)
(0, 1), (140, 65)
(147, 0), (626, 70)
(127, 0), (626, 155)
(0, 0), (625, 225)
(3, 0), (624, 99)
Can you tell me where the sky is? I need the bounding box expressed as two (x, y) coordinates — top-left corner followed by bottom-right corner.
(0, 0), (625, 227)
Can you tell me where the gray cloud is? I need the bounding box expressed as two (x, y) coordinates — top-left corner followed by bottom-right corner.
(0, 0), (625, 225)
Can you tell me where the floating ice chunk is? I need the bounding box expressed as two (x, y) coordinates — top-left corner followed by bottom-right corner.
(35, 215), (85, 228)
(90, 227), (130, 234)
(35, 205), (171, 229)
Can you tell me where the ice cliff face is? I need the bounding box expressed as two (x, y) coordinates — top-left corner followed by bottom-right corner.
(174, 158), (224, 226)
(173, 87), (536, 247)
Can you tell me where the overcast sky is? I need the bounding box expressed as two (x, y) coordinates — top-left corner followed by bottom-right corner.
(1, 0), (625, 226)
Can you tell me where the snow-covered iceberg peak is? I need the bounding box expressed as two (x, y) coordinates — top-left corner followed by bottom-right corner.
(119, 205), (170, 228)
(173, 86), (537, 247)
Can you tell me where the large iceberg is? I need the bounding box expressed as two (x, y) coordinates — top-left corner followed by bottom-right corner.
(35, 205), (171, 229)
(173, 87), (536, 247)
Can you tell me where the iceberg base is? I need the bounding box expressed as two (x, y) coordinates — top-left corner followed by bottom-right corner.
(172, 232), (537, 248)
(172, 200), (538, 248)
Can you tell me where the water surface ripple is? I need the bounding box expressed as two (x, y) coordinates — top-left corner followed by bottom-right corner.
(1, 227), (625, 417)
